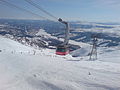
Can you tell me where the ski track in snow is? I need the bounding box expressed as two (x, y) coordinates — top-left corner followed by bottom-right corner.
(0, 36), (120, 90)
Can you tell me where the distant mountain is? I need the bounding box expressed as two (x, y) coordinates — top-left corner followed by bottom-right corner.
(0, 19), (120, 49)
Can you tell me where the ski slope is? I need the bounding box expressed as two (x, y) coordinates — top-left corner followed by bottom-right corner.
(0, 36), (120, 90)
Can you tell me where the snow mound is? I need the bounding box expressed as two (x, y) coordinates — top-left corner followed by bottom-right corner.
(36, 29), (51, 37)
(0, 36), (34, 52)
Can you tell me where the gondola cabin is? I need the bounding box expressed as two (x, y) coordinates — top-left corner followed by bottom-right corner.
(56, 45), (69, 55)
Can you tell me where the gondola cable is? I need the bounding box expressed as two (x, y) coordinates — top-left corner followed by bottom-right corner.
(0, 0), (48, 20)
(24, 0), (58, 21)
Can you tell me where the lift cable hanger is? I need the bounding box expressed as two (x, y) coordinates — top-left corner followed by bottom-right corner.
(0, 0), (49, 20)
(24, 0), (58, 21)
(56, 18), (70, 55)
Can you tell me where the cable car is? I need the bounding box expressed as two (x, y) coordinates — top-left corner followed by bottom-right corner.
(56, 45), (69, 55)
(55, 18), (70, 55)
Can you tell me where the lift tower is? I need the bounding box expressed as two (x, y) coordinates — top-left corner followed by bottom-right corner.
(89, 34), (98, 60)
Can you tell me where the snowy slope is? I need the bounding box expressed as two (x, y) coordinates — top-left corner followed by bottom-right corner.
(36, 29), (58, 39)
(0, 36), (120, 90)
(36, 29), (51, 37)
(0, 36), (34, 52)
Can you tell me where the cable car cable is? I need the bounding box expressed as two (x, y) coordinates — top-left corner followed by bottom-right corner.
(24, 0), (58, 20)
(0, 0), (48, 20)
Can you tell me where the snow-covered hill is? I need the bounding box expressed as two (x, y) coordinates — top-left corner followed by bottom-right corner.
(0, 36), (120, 90)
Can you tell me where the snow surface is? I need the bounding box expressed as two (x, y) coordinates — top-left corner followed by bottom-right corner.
(0, 36), (120, 90)
(36, 29), (51, 37)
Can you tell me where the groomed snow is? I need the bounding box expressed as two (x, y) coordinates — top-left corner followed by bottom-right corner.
(0, 36), (120, 90)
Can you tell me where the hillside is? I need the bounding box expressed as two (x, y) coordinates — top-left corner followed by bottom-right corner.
(0, 36), (120, 90)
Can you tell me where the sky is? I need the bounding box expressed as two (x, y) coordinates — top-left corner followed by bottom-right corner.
(0, 0), (120, 22)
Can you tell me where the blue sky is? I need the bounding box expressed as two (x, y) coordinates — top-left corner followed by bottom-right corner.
(0, 0), (120, 22)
